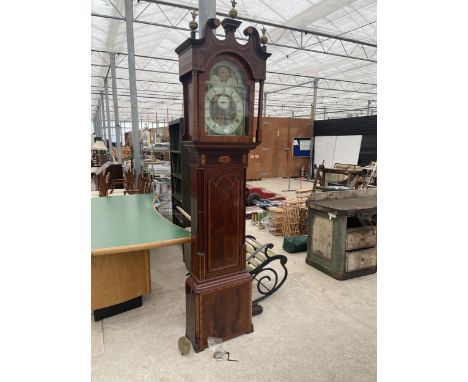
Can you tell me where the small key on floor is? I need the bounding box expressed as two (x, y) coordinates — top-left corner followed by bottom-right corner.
(224, 352), (238, 362)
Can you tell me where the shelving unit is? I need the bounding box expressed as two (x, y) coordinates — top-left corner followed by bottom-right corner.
(169, 118), (190, 228)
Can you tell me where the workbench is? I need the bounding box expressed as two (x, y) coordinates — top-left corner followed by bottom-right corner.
(306, 189), (377, 280)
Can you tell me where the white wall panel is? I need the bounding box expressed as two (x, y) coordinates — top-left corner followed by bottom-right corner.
(314, 136), (336, 167)
(314, 135), (362, 167)
(333, 135), (362, 165)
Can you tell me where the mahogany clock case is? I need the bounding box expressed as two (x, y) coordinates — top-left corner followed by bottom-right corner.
(175, 17), (271, 352)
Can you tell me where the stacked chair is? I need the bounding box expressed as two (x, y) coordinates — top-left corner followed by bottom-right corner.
(123, 162), (154, 195)
(98, 162), (154, 197)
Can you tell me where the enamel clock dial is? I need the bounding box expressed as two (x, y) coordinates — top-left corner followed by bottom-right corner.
(204, 60), (247, 136)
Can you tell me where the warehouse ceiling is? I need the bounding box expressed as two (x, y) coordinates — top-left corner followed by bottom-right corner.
(91, 0), (376, 124)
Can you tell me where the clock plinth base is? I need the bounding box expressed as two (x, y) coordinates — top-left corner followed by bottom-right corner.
(185, 272), (254, 352)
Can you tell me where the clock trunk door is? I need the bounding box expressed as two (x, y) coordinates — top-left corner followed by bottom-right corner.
(204, 165), (245, 278)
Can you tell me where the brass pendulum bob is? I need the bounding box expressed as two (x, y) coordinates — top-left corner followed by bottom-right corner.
(178, 336), (192, 355)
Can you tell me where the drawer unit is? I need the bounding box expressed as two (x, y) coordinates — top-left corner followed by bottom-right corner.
(346, 226), (376, 251)
(345, 247), (377, 272)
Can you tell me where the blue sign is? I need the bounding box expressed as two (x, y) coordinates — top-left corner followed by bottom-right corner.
(292, 137), (312, 157)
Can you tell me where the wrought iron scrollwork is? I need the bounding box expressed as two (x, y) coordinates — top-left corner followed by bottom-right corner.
(245, 235), (288, 309)
(250, 255), (288, 304)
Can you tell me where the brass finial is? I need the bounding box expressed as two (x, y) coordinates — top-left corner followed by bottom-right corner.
(189, 10), (198, 31)
(260, 26), (268, 45)
(229, 0), (238, 18)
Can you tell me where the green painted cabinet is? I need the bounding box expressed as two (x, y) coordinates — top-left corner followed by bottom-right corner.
(306, 189), (377, 280)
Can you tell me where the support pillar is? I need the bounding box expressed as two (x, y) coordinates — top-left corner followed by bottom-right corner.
(96, 101), (102, 139)
(121, 121), (126, 150)
(310, 78), (318, 179)
(110, 53), (122, 163)
(198, 0), (216, 37)
(93, 114), (98, 138)
(100, 91), (107, 144)
(104, 78), (113, 157)
(367, 100), (371, 116)
(125, 0), (142, 176)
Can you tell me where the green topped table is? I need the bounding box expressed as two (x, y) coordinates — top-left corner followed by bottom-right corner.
(91, 194), (191, 320)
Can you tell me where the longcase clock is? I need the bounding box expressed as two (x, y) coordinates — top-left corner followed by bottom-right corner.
(175, 15), (270, 352)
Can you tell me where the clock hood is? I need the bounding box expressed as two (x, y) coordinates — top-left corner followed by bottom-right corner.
(175, 17), (271, 80)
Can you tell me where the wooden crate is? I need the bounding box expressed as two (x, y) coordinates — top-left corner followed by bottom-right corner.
(267, 207), (284, 236)
(282, 201), (301, 237)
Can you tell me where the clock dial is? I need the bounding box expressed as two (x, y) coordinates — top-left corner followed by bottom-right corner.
(205, 60), (247, 136)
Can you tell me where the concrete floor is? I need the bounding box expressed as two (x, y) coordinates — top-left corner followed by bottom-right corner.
(91, 177), (376, 382)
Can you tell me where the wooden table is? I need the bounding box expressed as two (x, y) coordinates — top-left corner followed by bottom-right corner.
(312, 166), (365, 191)
(306, 190), (377, 280)
(92, 194), (191, 320)
(307, 197), (377, 216)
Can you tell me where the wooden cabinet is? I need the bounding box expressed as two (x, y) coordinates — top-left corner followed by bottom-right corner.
(306, 189), (377, 280)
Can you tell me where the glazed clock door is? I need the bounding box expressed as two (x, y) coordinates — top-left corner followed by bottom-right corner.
(204, 60), (248, 136)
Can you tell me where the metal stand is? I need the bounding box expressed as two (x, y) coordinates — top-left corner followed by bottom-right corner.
(282, 176), (294, 192)
(282, 176), (312, 192)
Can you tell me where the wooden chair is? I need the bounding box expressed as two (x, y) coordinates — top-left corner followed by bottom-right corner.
(124, 171), (153, 195)
(104, 164), (125, 195)
(124, 173), (138, 195)
(141, 174), (154, 194)
(98, 172), (109, 197)
(123, 164), (136, 194)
